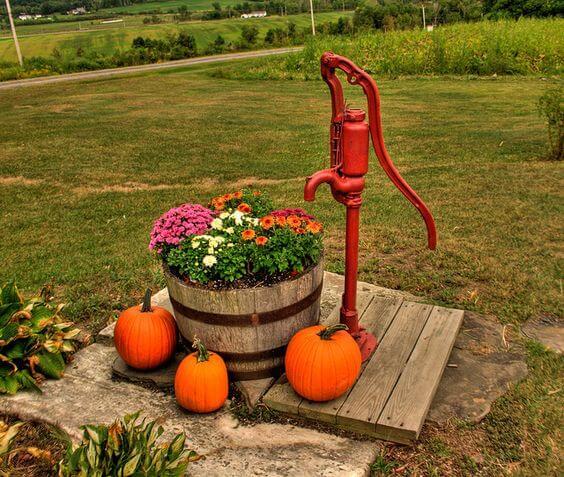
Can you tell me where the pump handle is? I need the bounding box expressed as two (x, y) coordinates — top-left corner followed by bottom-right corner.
(320, 52), (437, 249)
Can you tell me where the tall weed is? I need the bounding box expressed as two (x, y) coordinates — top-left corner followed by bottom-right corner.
(213, 18), (563, 80)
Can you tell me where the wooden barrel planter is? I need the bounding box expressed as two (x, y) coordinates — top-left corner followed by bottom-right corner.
(164, 261), (323, 380)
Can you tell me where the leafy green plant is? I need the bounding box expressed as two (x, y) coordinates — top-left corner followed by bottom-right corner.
(538, 85), (563, 161)
(161, 190), (323, 285)
(0, 282), (86, 394)
(57, 412), (199, 477)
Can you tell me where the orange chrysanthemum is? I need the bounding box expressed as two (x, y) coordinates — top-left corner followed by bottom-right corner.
(306, 221), (323, 234)
(260, 215), (275, 230)
(238, 203), (252, 214)
(287, 215), (302, 228)
(295, 227), (306, 234)
(255, 236), (268, 246)
(222, 193), (233, 201)
(242, 229), (256, 241)
(275, 216), (287, 227)
(233, 191), (243, 199)
(253, 191), (261, 196)
(212, 197), (225, 210)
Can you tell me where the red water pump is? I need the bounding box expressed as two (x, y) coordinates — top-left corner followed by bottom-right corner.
(304, 52), (437, 361)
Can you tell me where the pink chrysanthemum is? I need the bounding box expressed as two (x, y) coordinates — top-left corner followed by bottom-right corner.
(149, 203), (215, 253)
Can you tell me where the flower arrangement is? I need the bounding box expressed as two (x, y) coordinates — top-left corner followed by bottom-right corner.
(150, 189), (323, 287)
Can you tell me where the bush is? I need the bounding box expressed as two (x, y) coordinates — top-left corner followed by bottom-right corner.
(538, 85), (563, 161)
(0, 282), (86, 394)
(57, 412), (198, 476)
(241, 24), (259, 45)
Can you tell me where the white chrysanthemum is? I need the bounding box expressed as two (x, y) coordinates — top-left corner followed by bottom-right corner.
(210, 218), (223, 230)
(227, 243), (234, 248)
(231, 210), (244, 226)
(219, 212), (229, 219)
(192, 241), (200, 249)
(203, 255), (217, 267)
(225, 227), (234, 234)
(208, 247), (214, 254)
(215, 236), (226, 243)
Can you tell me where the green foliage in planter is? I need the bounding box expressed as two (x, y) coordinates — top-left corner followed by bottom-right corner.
(57, 412), (199, 477)
(538, 84), (563, 161)
(0, 281), (85, 394)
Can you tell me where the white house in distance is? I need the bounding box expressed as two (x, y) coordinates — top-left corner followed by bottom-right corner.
(241, 11), (267, 19)
(68, 7), (88, 15)
(18, 14), (44, 20)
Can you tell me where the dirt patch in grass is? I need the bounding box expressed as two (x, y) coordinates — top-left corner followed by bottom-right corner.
(73, 181), (181, 196)
(0, 176), (44, 186)
(373, 421), (488, 476)
(0, 415), (67, 477)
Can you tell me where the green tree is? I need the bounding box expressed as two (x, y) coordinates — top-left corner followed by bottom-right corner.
(241, 24), (259, 44)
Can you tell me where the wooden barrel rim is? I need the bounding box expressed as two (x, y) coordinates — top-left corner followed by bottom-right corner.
(168, 280), (323, 326)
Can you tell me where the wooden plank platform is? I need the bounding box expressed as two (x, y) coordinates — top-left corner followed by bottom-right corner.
(263, 294), (464, 444)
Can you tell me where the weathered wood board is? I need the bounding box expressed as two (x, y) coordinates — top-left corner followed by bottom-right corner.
(263, 294), (464, 444)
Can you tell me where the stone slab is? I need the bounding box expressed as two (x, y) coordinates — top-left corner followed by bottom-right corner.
(522, 315), (564, 354)
(0, 343), (378, 476)
(112, 353), (186, 393)
(428, 311), (528, 424)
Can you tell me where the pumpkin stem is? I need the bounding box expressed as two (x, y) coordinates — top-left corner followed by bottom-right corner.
(141, 288), (152, 313)
(318, 324), (348, 340)
(192, 336), (210, 362)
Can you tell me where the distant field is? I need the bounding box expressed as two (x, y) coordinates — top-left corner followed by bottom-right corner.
(0, 12), (350, 62)
(102, 0), (255, 14)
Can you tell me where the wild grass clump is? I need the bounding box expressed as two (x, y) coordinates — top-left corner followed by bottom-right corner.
(537, 84), (563, 160)
(213, 18), (563, 80)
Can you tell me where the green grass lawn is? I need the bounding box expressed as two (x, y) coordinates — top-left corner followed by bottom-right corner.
(0, 64), (561, 474)
(0, 12), (349, 62)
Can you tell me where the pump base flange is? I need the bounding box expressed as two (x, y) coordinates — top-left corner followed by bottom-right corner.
(351, 329), (378, 362)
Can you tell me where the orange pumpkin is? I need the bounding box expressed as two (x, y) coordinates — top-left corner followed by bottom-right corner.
(114, 289), (177, 370)
(285, 324), (361, 402)
(175, 338), (228, 413)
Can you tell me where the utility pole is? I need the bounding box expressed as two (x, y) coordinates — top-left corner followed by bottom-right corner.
(4, 0), (22, 66)
(309, 0), (315, 35)
(421, 3), (426, 29)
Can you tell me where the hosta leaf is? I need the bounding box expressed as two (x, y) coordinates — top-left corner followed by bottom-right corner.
(0, 374), (20, 394)
(61, 341), (76, 353)
(29, 306), (54, 331)
(36, 350), (65, 379)
(62, 328), (81, 340)
(0, 323), (20, 344)
(0, 421), (23, 455)
(43, 340), (62, 353)
(0, 361), (16, 378)
(122, 452), (142, 476)
(3, 339), (30, 360)
(0, 282), (21, 306)
(16, 370), (41, 393)
(167, 433), (185, 460)
(86, 440), (98, 468)
(84, 425), (106, 446)
(0, 303), (21, 328)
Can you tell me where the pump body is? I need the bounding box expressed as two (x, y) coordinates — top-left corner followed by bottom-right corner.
(304, 52), (437, 360)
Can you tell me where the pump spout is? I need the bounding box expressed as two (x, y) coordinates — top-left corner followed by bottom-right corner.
(304, 169), (337, 202)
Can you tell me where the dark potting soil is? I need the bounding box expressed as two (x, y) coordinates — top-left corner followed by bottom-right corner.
(168, 266), (314, 291)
